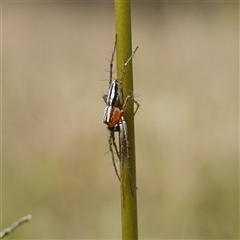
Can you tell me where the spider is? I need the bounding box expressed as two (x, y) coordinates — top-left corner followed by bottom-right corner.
(102, 38), (139, 191)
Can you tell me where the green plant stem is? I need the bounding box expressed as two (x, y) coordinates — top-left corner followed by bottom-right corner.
(115, 1), (138, 239)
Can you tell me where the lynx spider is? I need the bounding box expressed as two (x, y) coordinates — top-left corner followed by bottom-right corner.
(102, 37), (139, 192)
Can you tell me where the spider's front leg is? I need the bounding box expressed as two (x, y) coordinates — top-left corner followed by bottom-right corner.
(119, 118), (130, 161)
(103, 106), (122, 182)
(119, 117), (133, 195)
(108, 129), (121, 181)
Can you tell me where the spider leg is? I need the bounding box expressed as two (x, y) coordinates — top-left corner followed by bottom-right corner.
(119, 46), (139, 87)
(122, 95), (140, 116)
(119, 118), (133, 196)
(111, 130), (120, 160)
(102, 94), (108, 104)
(120, 118), (130, 161)
(108, 130), (121, 181)
(109, 35), (117, 86)
(119, 122), (125, 204)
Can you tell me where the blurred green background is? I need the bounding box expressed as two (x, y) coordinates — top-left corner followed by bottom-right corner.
(1, 1), (239, 239)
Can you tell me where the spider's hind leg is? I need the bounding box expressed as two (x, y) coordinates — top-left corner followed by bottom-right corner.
(119, 46), (139, 87)
(108, 35), (117, 86)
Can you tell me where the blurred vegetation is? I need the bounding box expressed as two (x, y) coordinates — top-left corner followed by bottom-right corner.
(1, 2), (239, 239)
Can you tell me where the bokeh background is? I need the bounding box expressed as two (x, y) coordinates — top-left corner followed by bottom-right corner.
(1, 1), (239, 239)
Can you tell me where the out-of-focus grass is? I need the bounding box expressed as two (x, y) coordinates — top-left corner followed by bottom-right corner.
(2, 2), (238, 239)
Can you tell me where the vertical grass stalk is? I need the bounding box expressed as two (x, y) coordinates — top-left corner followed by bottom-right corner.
(115, 0), (138, 239)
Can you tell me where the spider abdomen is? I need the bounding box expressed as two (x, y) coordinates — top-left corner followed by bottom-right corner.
(106, 80), (122, 107)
